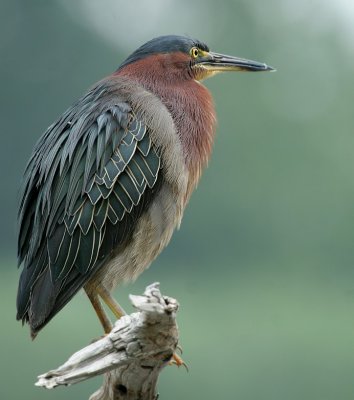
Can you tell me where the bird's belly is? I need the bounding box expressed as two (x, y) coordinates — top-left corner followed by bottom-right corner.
(95, 182), (185, 291)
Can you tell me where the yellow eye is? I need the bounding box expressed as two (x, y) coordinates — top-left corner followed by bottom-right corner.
(190, 47), (199, 59)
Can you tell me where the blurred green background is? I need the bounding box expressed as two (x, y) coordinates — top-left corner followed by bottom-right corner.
(2, 0), (354, 399)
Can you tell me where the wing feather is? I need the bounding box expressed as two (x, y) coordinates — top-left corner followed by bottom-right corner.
(16, 90), (163, 335)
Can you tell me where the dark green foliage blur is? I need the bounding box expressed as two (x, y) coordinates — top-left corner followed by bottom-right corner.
(1, 1), (354, 399)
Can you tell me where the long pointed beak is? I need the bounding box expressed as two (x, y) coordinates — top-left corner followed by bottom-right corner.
(198, 51), (275, 72)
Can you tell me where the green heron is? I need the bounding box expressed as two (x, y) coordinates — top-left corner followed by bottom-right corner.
(17, 35), (273, 339)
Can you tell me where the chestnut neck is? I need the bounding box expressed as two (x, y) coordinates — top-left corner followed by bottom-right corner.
(115, 53), (216, 183)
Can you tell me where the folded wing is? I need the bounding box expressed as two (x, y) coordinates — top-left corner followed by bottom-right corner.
(17, 88), (162, 335)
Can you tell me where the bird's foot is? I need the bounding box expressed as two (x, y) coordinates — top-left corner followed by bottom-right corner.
(169, 352), (189, 371)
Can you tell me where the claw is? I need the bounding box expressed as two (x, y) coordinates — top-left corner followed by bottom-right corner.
(170, 352), (189, 371)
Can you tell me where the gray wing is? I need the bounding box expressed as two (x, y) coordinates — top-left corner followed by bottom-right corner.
(17, 89), (161, 335)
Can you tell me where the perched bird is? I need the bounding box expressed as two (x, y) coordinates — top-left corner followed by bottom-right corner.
(17, 35), (273, 338)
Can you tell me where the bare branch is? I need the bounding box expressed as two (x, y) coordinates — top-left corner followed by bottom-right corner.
(35, 283), (180, 400)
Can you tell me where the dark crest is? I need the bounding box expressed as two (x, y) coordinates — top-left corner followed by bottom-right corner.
(118, 35), (209, 69)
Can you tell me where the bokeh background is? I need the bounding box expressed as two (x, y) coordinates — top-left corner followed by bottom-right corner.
(1, 0), (354, 399)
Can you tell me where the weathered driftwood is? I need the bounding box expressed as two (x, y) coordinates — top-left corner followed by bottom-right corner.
(35, 283), (180, 400)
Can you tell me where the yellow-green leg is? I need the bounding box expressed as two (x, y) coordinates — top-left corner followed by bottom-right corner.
(96, 285), (126, 319)
(85, 288), (113, 334)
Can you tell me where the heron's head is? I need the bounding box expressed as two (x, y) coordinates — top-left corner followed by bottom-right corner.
(117, 35), (274, 82)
